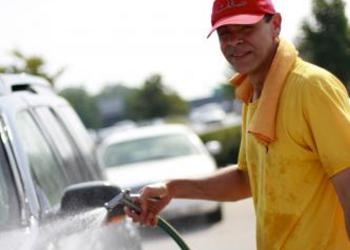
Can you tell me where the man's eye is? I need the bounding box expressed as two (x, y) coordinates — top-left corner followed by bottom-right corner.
(241, 26), (254, 33)
(218, 32), (230, 40)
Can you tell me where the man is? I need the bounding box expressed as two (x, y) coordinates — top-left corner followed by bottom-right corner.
(126, 0), (350, 249)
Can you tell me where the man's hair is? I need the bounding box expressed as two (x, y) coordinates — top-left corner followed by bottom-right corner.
(264, 14), (274, 23)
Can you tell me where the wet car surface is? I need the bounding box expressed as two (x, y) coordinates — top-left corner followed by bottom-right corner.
(0, 74), (142, 250)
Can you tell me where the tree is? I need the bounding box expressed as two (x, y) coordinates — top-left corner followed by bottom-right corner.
(166, 93), (189, 116)
(96, 84), (136, 100)
(95, 84), (137, 126)
(297, 0), (350, 91)
(0, 50), (65, 87)
(214, 83), (234, 100)
(59, 87), (102, 129)
(126, 74), (188, 121)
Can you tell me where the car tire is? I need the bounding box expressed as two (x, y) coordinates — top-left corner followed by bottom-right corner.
(206, 206), (222, 223)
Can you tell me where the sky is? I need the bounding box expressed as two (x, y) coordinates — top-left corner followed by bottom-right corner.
(1, 0), (350, 100)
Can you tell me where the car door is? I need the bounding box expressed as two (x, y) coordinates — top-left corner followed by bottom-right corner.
(14, 109), (142, 250)
(20, 89), (103, 182)
(0, 77), (142, 250)
(32, 106), (92, 184)
(15, 110), (70, 211)
(0, 141), (20, 229)
(0, 113), (42, 250)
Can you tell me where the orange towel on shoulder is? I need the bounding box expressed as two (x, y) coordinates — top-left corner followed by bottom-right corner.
(231, 39), (298, 145)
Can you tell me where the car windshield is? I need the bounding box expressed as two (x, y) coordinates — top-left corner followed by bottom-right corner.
(103, 133), (199, 167)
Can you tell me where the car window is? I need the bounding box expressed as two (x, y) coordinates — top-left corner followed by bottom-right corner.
(54, 106), (101, 179)
(16, 111), (69, 206)
(55, 106), (95, 158)
(34, 107), (88, 183)
(0, 139), (19, 229)
(103, 133), (199, 167)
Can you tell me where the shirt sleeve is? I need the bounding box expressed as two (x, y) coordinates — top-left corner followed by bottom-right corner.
(302, 72), (350, 177)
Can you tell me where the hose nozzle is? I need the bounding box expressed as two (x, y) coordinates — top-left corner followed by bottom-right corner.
(104, 189), (141, 214)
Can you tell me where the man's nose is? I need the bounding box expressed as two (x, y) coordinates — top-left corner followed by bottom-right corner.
(233, 38), (244, 46)
(221, 35), (244, 47)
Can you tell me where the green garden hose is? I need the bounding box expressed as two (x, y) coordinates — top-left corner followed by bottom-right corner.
(157, 216), (191, 250)
(105, 190), (192, 250)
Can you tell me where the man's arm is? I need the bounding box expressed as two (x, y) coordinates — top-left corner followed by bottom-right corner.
(331, 167), (350, 239)
(126, 165), (251, 226)
(166, 164), (251, 201)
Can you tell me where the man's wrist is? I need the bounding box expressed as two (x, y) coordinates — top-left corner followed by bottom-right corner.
(165, 180), (177, 198)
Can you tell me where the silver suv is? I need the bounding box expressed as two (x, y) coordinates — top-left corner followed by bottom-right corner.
(0, 74), (142, 250)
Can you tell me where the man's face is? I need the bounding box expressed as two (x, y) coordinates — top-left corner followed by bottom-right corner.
(217, 14), (281, 76)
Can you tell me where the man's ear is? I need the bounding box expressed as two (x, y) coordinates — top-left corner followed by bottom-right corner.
(271, 13), (282, 37)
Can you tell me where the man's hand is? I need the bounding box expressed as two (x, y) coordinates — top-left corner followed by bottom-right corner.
(124, 183), (172, 227)
(331, 167), (350, 239)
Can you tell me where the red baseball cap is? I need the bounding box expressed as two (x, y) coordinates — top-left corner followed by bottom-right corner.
(208, 0), (276, 37)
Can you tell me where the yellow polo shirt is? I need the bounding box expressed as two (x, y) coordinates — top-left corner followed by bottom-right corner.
(238, 58), (350, 249)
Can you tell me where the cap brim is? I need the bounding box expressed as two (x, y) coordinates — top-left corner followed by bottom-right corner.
(207, 14), (265, 38)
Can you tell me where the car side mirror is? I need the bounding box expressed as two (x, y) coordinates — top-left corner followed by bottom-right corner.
(205, 140), (222, 155)
(60, 181), (123, 215)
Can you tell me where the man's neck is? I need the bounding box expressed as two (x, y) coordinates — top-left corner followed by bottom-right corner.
(248, 41), (279, 101)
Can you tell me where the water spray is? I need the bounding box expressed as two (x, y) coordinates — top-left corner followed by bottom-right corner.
(104, 190), (191, 250)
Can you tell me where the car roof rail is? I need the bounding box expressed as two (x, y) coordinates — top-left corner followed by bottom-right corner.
(0, 73), (53, 95)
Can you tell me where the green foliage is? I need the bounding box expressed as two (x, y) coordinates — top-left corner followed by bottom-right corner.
(166, 93), (189, 115)
(199, 125), (241, 167)
(59, 87), (102, 129)
(0, 50), (65, 87)
(126, 74), (189, 121)
(214, 83), (235, 100)
(297, 0), (350, 90)
(96, 84), (136, 100)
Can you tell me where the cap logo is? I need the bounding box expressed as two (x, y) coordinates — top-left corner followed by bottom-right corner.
(214, 0), (248, 14)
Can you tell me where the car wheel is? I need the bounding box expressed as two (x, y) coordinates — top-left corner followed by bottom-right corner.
(206, 206), (222, 223)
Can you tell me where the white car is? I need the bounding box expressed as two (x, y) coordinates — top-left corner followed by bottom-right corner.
(189, 103), (226, 125)
(0, 74), (141, 250)
(97, 124), (222, 222)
